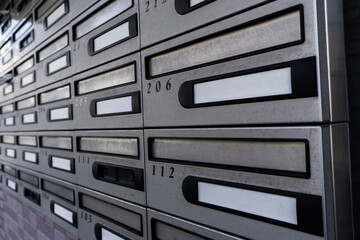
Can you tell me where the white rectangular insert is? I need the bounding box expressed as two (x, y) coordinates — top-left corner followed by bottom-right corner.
(46, 2), (66, 27)
(194, 68), (292, 104)
(94, 22), (130, 52)
(50, 107), (70, 120)
(4, 84), (13, 95)
(53, 203), (74, 224)
(101, 228), (125, 240)
(96, 96), (132, 115)
(48, 54), (69, 74)
(198, 182), (298, 225)
(21, 72), (35, 86)
(24, 152), (37, 163)
(5, 117), (14, 126)
(7, 180), (16, 191)
(190, 0), (205, 7)
(6, 148), (16, 158)
(23, 113), (36, 123)
(51, 156), (72, 171)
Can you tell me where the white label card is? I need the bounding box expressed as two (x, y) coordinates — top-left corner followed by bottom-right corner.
(50, 107), (70, 120)
(101, 228), (125, 240)
(51, 156), (72, 171)
(53, 203), (74, 224)
(96, 96), (132, 115)
(23, 113), (36, 123)
(7, 180), (16, 191)
(198, 182), (298, 225)
(24, 152), (37, 163)
(6, 148), (15, 158)
(194, 68), (292, 104)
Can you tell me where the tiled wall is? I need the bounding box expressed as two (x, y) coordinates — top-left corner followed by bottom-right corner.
(0, 187), (78, 240)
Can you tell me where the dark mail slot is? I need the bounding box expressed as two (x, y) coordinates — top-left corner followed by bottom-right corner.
(20, 30), (34, 50)
(79, 193), (143, 235)
(18, 170), (38, 187)
(17, 0), (31, 14)
(1, 17), (11, 34)
(93, 162), (144, 191)
(3, 165), (16, 177)
(175, 0), (216, 15)
(41, 179), (74, 203)
(24, 188), (41, 206)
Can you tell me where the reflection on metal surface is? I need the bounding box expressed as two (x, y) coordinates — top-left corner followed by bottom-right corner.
(79, 137), (138, 157)
(40, 85), (70, 104)
(74, 0), (133, 39)
(77, 64), (135, 95)
(148, 10), (302, 76)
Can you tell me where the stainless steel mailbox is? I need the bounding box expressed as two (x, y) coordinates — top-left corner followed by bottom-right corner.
(148, 209), (244, 240)
(37, 78), (73, 130)
(1, 134), (18, 163)
(71, 0), (139, 73)
(39, 131), (76, 184)
(0, 101), (16, 131)
(75, 130), (145, 205)
(40, 174), (78, 236)
(78, 186), (147, 240)
(11, 12), (35, 64)
(2, 163), (19, 198)
(13, 51), (36, 98)
(72, 52), (142, 130)
(17, 167), (41, 210)
(35, 26), (73, 88)
(0, 70), (15, 104)
(144, 125), (352, 239)
(16, 133), (40, 172)
(15, 91), (38, 131)
(141, 0), (347, 127)
(33, 0), (98, 47)
(139, 0), (271, 47)
(0, 37), (15, 71)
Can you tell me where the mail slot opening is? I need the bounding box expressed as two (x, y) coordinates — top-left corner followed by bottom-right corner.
(24, 188), (41, 206)
(175, 0), (216, 15)
(93, 163), (144, 191)
(20, 30), (34, 50)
